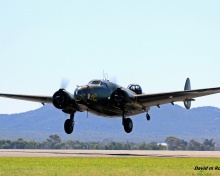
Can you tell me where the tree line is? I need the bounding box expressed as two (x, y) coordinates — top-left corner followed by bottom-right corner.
(165, 136), (215, 151)
(0, 135), (216, 151)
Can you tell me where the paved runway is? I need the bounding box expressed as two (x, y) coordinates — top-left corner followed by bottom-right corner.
(1, 150), (220, 158)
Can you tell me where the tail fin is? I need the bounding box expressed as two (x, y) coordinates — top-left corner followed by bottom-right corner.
(184, 78), (191, 91)
(184, 78), (191, 109)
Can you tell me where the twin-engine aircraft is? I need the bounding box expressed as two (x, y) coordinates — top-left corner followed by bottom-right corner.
(0, 78), (220, 134)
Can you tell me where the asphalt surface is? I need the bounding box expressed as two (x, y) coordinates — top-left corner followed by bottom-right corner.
(1, 150), (220, 158)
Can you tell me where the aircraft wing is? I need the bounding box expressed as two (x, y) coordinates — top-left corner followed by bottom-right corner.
(135, 87), (220, 107)
(0, 93), (52, 104)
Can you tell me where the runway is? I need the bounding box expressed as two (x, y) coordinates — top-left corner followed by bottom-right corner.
(1, 150), (220, 158)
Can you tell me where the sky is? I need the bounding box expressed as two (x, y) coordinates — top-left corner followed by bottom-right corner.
(0, 0), (220, 114)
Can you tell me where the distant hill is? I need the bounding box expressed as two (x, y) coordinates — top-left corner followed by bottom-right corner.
(0, 104), (220, 143)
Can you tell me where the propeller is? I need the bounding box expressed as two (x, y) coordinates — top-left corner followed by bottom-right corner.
(60, 78), (70, 89)
(52, 78), (72, 109)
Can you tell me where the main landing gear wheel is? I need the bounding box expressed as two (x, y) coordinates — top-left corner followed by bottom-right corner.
(123, 118), (133, 133)
(146, 113), (150, 121)
(122, 112), (133, 133)
(64, 113), (75, 134)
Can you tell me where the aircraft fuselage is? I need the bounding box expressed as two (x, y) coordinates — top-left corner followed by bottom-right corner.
(74, 80), (147, 117)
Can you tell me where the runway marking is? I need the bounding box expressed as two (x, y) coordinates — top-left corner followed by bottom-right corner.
(1, 150), (220, 158)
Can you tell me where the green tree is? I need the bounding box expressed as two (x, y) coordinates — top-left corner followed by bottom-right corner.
(187, 140), (204, 151)
(124, 143), (132, 150)
(26, 140), (37, 149)
(165, 136), (187, 150)
(203, 139), (215, 151)
(48, 134), (61, 144)
(15, 138), (26, 149)
(45, 134), (62, 149)
(146, 142), (166, 150)
(139, 142), (148, 150)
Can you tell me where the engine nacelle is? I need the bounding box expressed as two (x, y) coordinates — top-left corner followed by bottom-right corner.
(52, 89), (74, 109)
(110, 88), (135, 109)
(110, 88), (126, 108)
(184, 99), (191, 109)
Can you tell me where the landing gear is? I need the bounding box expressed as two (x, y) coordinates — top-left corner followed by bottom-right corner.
(146, 113), (150, 121)
(64, 113), (75, 134)
(124, 118), (133, 133)
(122, 112), (133, 133)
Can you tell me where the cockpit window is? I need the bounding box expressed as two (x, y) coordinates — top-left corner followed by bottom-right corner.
(88, 80), (102, 85)
(88, 80), (108, 88)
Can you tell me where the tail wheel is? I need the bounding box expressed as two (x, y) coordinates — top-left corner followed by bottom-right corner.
(124, 118), (133, 133)
(64, 119), (74, 134)
(146, 113), (150, 121)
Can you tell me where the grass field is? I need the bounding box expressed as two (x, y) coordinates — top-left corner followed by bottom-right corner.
(0, 157), (220, 176)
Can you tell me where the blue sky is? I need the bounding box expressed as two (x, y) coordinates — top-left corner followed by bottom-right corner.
(0, 0), (220, 114)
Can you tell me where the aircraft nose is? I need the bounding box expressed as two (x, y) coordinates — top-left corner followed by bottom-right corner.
(74, 87), (82, 101)
(74, 87), (87, 101)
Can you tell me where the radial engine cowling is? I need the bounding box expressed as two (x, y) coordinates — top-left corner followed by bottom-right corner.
(52, 89), (74, 109)
(110, 88), (134, 109)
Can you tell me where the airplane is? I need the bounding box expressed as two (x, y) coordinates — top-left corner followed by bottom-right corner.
(0, 78), (220, 134)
